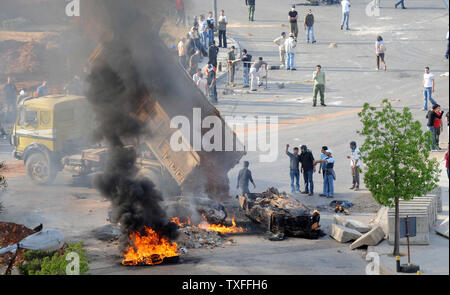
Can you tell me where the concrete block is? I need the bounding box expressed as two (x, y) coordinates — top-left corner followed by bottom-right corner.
(350, 226), (385, 250)
(333, 215), (371, 233)
(435, 217), (449, 239)
(331, 224), (362, 243)
(388, 212), (430, 245)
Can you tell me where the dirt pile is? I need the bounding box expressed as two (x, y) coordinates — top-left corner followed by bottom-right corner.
(0, 222), (35, 267)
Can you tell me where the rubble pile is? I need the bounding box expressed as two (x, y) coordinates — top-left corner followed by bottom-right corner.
(175, 225), (226, 250)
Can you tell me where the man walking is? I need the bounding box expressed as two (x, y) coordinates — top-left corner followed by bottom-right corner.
(206, 62), (218, 103)
(394, 0), (406, 9)
(426, 104), (444, 151)
(250, 57), (268, 91)
(4, 77), (17, 122)
(237, 161), (256, 194)
(314, 149), (336, 198)
(346, 141), (361, 191)
(312, 65), (326, 107)
(227, 46), (237, 86)
(340, 0), (351, 30)
(286, 144), (301, 193)
(285, 33), (297, 71)
(304, 9), (316, 43)
(274, 32), (287, 68)
(208, 41), (219, 68)
(299, 145), (315, 196)
(288, 5), (299, 41)
(218, 10), (228, 48)
(423, 67), (437, 111)
(233, 49), (252, 88)
(246, 0), (256, 21)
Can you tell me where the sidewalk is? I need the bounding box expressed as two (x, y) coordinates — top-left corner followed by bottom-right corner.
(368, 159), (449, 275)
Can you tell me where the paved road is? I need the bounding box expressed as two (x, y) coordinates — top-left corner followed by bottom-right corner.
(0, 0), (448, 275)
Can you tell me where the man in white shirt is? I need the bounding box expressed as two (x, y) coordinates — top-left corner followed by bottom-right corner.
(340, 0), (351, 30)
(198, 15), (209, 50)
(250, 57), (268, 91)
(274, 32), (287, 68)
(192, 68), (202, 84)
(346, 141), (361, 191)
(218, 10), (228, 48)
(285, 33), (297, 70)
(423, 66), (437, 111)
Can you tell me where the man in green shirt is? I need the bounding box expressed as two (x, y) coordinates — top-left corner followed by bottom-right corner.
(312, 65), (326, 107)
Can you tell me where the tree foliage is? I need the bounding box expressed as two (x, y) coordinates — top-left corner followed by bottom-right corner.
(358, 100), (440, 207)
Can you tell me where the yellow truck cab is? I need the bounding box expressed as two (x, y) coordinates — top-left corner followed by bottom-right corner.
(12, 94), (94, 184)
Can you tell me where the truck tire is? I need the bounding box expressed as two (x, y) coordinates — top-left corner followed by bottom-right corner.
(26, 153), (57, 185)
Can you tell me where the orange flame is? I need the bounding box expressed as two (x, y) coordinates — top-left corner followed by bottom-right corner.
(198, 214), (247, 234)
(171, 216), (191, 227)
(122, 227), (178, 266)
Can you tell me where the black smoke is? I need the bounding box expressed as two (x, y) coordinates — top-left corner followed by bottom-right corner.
(84, 0), (178, 249)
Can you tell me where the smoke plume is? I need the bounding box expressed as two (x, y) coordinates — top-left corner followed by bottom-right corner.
(85, 0), (178, 248)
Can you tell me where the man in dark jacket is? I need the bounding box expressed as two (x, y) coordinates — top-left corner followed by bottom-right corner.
(237, 161), (256, 194)
(246, 0), (256, 21)
(299, 145), (315, 196)
(208, 40), (219, 68)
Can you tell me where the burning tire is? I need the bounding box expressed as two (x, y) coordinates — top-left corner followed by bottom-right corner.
(25, 153), (57, 185)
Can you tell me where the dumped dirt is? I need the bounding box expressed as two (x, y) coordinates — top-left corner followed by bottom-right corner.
(0, 222), (35, 267)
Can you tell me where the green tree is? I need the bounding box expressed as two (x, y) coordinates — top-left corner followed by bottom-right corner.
(358, 100), (439, 256)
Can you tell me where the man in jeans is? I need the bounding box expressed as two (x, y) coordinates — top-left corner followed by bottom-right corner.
(286, 144), (301, 193)
(312, 65), (326, 107)
(318, 146), (328, 197)
(218, 10), (228, 48)
(340, 0), (351, 30)
(314, 149), (335, 198)
(299, 145), (315, 196)
(346, 141), (361, 191)
(233, 49), (252, 88)
(304, 9), (316, 43)
(426, 104), (444, 151)
(285, 33), (297, 70)
(206, 12), (215, 46)
(237, 161), (256, 194)
(199, 15), (209, 50)
(423, 67), (437, 111)
(246, 0), (256, 21)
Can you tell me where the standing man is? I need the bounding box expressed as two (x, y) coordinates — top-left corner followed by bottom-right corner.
(426, 104), (444, 151)
(227, 46), (237, 86)
(188, 50), (201, 77)
(423, 67), (437, 111)
(4, 77), (17, 122)
(206, 12), (215, 46)
(36, 81), (48, 98)
(340, 0), (351, 31)
(314, 149), (335, 199)
(299, 145), (315, 196)
(237, 161), (256, 194)
(304, 9), (316, 43)
(286, 144), (301, 193)
(218, 10), (228, 48)
(288, 5), (299, 41)
(199, 15), (209, 50)
(178, 37), (187, 69)
(250, 57), (268, 92)
(176, 0), (186, 26)
(233, 49), (252, 88)
(206, 62), (218, 103)
(285, 33), (297, 71)
(246, 0), (256, 22)
(208, 40), (219, 68)
(318, 146), (328, 197)
(274, 32), (287, 69)
(394, 0), (406, 9)
(346, 141), (361, 191)
(312, 65), (326, 107)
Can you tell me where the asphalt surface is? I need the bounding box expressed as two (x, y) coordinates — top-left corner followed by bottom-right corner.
(0, 0), (448, 275)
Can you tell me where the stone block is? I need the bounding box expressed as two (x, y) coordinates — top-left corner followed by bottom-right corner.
(333, 215), (371, 233)
(331, 224), (362, 243)
(350, 226), (385, 250)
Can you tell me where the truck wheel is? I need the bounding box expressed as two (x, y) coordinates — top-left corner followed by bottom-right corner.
(26, 153), (57, 185)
